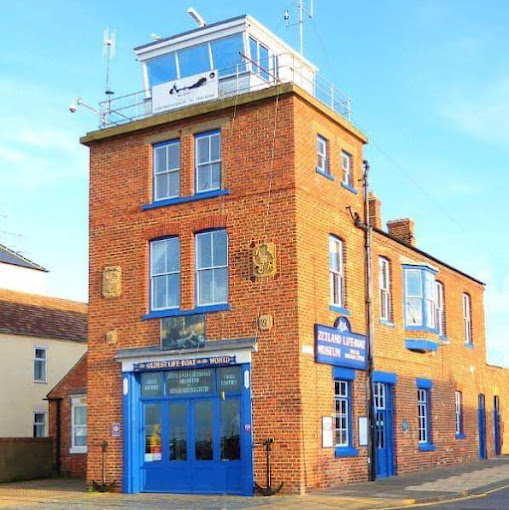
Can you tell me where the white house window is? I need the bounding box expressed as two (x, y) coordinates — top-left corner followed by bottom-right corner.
(341, 151), (352, 185)
(455, 391), (463, 437)
(33, 412), (46, 437)
(196, 230), (228, 306)
(316, 135), (329, 174)
(334, 380), (350, 447)
(71, 396), (87, 454)
(34, 348), (47, 383)
(435, 281), (445, 337)
(463, 293), (472, 344)
(417, 389), (429, 443)
(379, 257), (391, 321)
(329, 236), (344, 307)
(195, 130), (221, 193)
(150, 237), (180, 311)
(249, 37), (271, 80)
(404, 267), (437, 329)
(153, 140), (180, 201)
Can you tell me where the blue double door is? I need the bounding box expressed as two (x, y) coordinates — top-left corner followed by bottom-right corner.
(374, 382), (396, 478)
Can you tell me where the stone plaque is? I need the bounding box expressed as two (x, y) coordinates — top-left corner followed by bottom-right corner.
(252, 242), (276, 278)
(102, 266), (122, 298)
(258, 314), (274, 331)
(105, 330), (118, 345)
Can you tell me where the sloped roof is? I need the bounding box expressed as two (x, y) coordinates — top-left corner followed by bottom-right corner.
(0, 243), (47, 272)
(0, 289), (87, 342)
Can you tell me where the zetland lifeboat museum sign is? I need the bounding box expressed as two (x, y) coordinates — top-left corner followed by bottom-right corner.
(315, 317), (367, 370)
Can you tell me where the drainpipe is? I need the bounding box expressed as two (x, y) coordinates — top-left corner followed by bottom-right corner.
(360, 160), (376, 482)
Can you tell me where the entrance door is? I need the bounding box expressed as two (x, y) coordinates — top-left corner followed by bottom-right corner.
(374, 382), (395, 478)
(494, 396), (501, 456)
(478, 394), (487, 460)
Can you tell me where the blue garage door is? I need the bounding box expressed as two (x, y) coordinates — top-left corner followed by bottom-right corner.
(140, 366), (248, 494)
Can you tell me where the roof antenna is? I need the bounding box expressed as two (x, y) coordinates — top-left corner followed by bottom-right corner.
(284, 0), (314, 55)
(103, 28), (116, 125)
(187, 7), (207, 27)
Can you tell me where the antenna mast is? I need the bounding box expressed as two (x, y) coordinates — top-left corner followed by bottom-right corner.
(285, 0), (314, 55)
(103, 28), (116, 126)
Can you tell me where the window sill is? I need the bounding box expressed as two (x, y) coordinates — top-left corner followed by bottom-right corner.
(380, 319), (395, 327)
(329, 305), (351, 316)
(439, 336), (450, 344)
(455, 433), (467, 440)
(70, 447), (87, 454)
(34, 380), (48, 384)
(142, 189), (230, 210)
(405, 339), (439, 353)
(405, 324), (439, 334)
(316, 168), (334, 181)
(334, 446), (359, 458)
(465, 342), (475, 349)
(418, 443), (436, 452)
(340, 182), (358, 194)
(143, 304), (231, 320)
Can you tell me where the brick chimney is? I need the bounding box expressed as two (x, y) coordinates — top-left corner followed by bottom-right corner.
(368, 192), (382, 229)
(387, 218), (416, 246)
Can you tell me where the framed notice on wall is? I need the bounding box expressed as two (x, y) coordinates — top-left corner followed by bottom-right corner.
(322, 416), (334, 448)
(161, 314), (205, 351)
(358, 417), (368, 446)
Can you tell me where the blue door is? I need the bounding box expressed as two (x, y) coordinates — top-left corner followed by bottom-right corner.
(494, 396), (501, 456)
(140, 366), (247, 494)
(374, 382), (395, 478)
(478, 394), (487, 460)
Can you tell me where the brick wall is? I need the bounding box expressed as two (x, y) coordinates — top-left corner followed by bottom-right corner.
(48, 354), (87, 478)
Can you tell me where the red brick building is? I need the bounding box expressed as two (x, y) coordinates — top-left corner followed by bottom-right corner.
(81, 14), (508, 495)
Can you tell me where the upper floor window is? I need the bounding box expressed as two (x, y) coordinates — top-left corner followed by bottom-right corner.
(150, 237), (180, 311)
(316, 135), (329, 174)
(34, 348), (47, 383)
(329, 236), (344, 307)
(153, 140), (180, 201)
(71, 396), (88, 454)
(249, 37), (271, 80)
(334, 380), (351, 447)
(404, 267), (437, 330)
(196, 230), (228, 306)
(463, 293), (472, 344)
(195, 131), (221, 193)
(379, 257), (391, 321)
(435, 281), (445, 337)
(341, 151), (352, 186)
(33, 412), (46, 437)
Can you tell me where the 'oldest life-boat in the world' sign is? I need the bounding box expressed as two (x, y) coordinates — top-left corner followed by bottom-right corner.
(315, 317), (367, 370)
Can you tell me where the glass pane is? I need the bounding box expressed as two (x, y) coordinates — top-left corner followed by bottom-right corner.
(196, 165), (211, 192)
(210, 34), (246, 76)
(197, 136), (210, 164)
(407, 297), (423, 325)
(196, 233), (212, 269)
(154, 146), (167, 174)
(169, 402), (187, 461)
(259, 44), (269, 80)
(74, 406), (87, 426)
(168, 171), (180, 198)
(165, 238), (180, 272)
(166, 369), (214, 396)
(152, 241), (166, 274)
(221, 399), (240, 460)
(34, 360), (43, 381)
(141, 372), (164, 397)
(211, 163), (221, 189)
(153, 275), (167, 309)
(167, 274), (180, 308)
(144, 404), (162, 462)
(210, 133), (221, 161)
(178, 43), (211, 78)
(195, 400), (213, 460)
(198, 270), (213, 305)
(147, 53), (178, 87)
(167, 143), (180, 170)
(155, 173), (169, 200)
(218, 367), (242, 394)
(214, 268), (228, 303)
(212, 230), (227, 266)
(74, 426), (87, 446)
(249, 37), (258, 71)
(406, 270), (422, 296)
(35, 348), (46, 360)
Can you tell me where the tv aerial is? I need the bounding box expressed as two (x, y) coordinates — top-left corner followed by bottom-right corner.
(284, 0), (314, 55)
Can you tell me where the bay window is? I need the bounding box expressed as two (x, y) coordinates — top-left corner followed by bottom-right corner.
(404, 266), (438, 330)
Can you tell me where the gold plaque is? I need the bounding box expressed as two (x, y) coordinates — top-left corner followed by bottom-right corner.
(105, 330), (118, 345)
(258, 315), (274, 331)
(102, 266), (122, 298)
(253, 243), (276, 278)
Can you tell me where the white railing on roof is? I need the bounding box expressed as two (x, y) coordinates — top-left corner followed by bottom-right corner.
(98, 54), (352, 129)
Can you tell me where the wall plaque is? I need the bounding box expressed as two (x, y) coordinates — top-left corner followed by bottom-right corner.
(105, 330), (118, 345)
(253, 242), (276, 278)
(161, 315), (205, 350)
(102, 266), (122, 298)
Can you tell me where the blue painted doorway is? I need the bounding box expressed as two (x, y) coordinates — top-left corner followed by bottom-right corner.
(374, 382), (395, 478)
(494, 396), (501, 456)
(478, 394), (487, 460)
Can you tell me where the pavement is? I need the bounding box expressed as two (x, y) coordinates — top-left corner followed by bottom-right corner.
(0, 457), (507, 510)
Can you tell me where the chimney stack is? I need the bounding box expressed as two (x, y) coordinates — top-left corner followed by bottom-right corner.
(387, 218), (416, 246)
(368, 192), (382, 229)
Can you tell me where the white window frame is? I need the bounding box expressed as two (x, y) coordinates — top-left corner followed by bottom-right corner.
(249, 36), (273, 81)
(435, 281), (445, 337)
(463, 293), (472, 344)
(341, 150), (352, 185)
(195, 130), (222, 193)
(317, 135), (328, 174)
(417, 389), (429, 444)
(33, 411), (47, 438)
(334, 380), (350, 447)
(150, 237), (180, 311)
(195, 230), (228, 306)
(153, 139), (180, 201)
(455, 391), (462, 436)
(34, 347), (47, 383)
(379, 257), (391, 321)
(70, 396), (87, 454)
(329, 236), (344, 307)
(405, 269), (423, 326)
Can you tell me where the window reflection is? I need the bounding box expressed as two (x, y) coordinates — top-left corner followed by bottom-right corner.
(221, 399), (240, 460)
(169, 402), (187, 461)
(144, 404), (162, 462)
(178, 43), (211, 78)
(195, 400), (213, 460)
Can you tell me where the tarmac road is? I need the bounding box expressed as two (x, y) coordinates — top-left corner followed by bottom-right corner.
(412, 486), (509, 510)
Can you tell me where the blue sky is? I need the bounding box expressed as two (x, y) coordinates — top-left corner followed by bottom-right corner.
(0, 0), (507, 366)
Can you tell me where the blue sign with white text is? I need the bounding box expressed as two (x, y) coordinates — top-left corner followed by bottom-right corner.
(315, 317), (367, 370)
